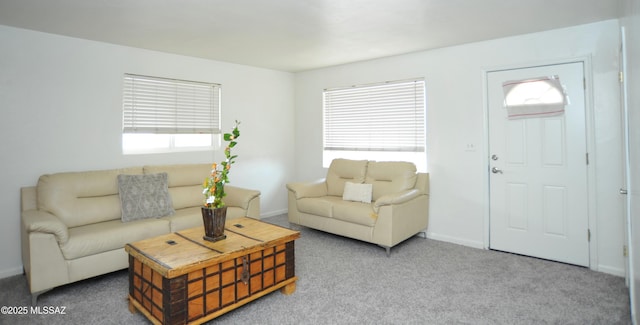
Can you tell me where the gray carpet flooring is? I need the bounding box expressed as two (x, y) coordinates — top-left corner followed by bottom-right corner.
(0, 214), (631, 324)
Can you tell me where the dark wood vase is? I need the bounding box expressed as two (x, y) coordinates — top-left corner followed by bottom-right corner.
(201, 206), (227, 242)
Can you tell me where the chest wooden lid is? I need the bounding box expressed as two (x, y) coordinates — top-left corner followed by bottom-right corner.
(125, 217), (300, 278)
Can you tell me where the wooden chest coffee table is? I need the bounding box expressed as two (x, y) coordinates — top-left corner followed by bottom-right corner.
(125, 217), (300, 325)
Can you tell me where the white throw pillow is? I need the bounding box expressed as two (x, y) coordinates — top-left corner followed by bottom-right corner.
(342, 182), (373, 203)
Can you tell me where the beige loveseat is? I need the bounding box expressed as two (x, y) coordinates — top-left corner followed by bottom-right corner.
(21, 163), (260, 305)
(286, 159), (429, 255)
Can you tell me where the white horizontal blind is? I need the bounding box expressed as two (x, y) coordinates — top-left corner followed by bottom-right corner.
(324, 79), (425, 152)
(123, 74), (220, 134)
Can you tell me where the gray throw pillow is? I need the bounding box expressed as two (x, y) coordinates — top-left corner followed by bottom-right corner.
(118, 172), (175, 222)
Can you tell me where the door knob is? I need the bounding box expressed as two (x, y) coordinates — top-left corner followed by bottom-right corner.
(491, 167), (503, 174)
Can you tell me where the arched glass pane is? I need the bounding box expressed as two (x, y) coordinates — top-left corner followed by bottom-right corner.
(504, 76), (566, 106)
(502, 75), (568, 119)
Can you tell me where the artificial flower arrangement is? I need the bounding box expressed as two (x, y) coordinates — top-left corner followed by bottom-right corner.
(203, 120), (240, 209)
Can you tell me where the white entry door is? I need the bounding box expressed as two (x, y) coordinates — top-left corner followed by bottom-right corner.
(488, 62), (590, 267)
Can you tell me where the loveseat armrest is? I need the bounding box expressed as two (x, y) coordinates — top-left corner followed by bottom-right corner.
(373, 189), (422, 212)
(22, 210), (69, 244)
(286, 179), (327, 199)
(224, 185), (261, 210)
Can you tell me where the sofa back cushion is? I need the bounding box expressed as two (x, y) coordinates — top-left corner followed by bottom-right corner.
(144, 164), (209, 210)
(366, 161), (417, 201)
(326, 159), (368, 197)
(37, 167), (143, 228)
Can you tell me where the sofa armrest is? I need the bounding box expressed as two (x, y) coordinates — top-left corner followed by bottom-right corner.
(373, 189), (422, 212)
(286, 179), (327, 199)
(22, 210), (69, 244)
(224, 185), (261, 210)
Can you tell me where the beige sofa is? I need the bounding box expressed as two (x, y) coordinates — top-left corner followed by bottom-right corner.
(286, 159), (429, 255)
(20, 163), (260, 305)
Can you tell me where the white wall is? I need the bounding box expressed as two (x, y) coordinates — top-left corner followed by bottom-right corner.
(0, 26), (295, 277)
(295, 20), (626, 275)
(621, 0), (640, 321)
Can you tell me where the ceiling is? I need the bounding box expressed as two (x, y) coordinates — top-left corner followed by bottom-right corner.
(0, 0), (621, 72)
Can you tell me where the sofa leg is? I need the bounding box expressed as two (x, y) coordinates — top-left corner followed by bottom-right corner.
(417, 231), (427, 239)
(31, 289), (50, 306)
(382, 246), (391, 257)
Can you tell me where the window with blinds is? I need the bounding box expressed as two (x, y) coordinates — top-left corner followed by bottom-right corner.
(323, 78), (426, 170)
(122, 74), (221, 154)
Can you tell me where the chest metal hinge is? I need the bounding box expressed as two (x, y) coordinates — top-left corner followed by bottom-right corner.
(586, 153), (589, 165)
(588, 229), (591, 242)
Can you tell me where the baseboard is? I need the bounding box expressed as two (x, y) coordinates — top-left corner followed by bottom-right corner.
(0, 266), (24, 279)
(261, 209), (288, 219)
(426, 233), (626, 277)
(426, 232), (485, 250)
(597, 264), (625, 277)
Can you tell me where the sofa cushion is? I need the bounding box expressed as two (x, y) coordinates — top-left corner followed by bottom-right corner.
(342, 182), (373, 203)
(60, 218), (170, 260)
(326, 159), (368, 197)
(332, 201), (377, 227)
(144, 164), (210, 210)
(163, 207), (202, 232)
(297, 196), (343, 218)
(164, 206), (249, 232)
(118, 172), (175, 222)
(366, 161), (417, 201)
(37, 167), (143, 228)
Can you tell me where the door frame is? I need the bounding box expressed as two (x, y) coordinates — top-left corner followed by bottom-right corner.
(620, 25), (635, 299)
(481, 56), (598, 270)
